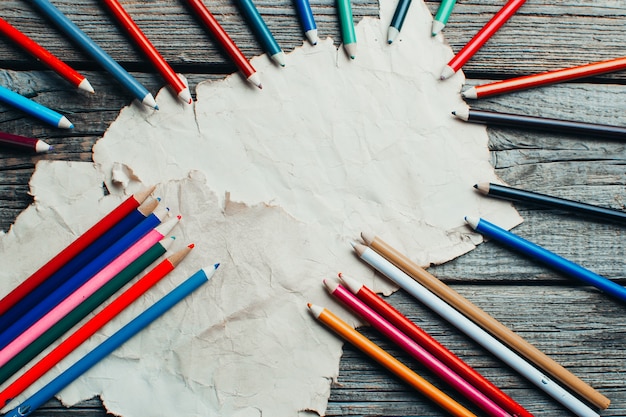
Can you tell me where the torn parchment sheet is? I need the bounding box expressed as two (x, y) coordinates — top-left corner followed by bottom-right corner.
(0, 0), (521, 416)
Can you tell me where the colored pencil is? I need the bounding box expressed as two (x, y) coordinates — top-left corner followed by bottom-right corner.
(0, 17), (93, 93)
(0, 131), (52, 153)
(0, 206), (169, 351)
(360, 233), (610, 410)
(387, 0), (411, 44)
(352, 242), (602, 417)
(101, 0), (192, 104)
(0, 217), (179, 367)
(293, 0), (319, 45)
(440, 0), (526, 80)
(0, 198), (159, 333)
(0, 237), (177, 388)
(0, 186), (154, 318)
(30, 0), (158, 109)
(466, 216), (626, 303)
(337, 0), (357, 59)
(233, 0), (286, 67)
(431, 0), (456, 36)
(0, 242), (192, 404)
(453, 107), (626, 140)
(308, 303), (478, 417)
(0, 85), (73, 129)
(185, 0), (262, 89)
(475, 182), (626, 225)
(338, 273), (533, 417)
(324, 279), (511, 417)
(462, 56), (626, 99)
(3, 264), (218, 417)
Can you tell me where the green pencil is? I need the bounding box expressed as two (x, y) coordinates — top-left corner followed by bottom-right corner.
(337, 0), (357, 59)
(432, 0), (456, 36)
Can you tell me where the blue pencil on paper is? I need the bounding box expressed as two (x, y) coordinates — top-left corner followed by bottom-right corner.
(0, 85), (73, 129)
(0, 209), (165, 350)
(234, 0), (286, 66)
(293, 0), (318, 45)
(387, 0), (412, 44)
(466, 216), (626, 303)
(3, 265), (218, 417)
(0, 208), (150, 333)
(30, 0), (157, 109)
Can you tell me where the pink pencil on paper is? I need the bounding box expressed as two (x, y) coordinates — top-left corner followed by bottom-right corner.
(323, 279), (512, 417)
(0, 216), (180, 367)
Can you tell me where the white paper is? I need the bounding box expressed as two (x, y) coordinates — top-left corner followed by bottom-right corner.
(0, 0), (521, 416)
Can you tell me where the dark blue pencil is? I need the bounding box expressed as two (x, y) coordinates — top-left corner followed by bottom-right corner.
(293, 0), (318, 45)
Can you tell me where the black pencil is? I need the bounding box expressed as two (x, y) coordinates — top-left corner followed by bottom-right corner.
(475, 182), (626, 225)
(453, 108), (626, 140)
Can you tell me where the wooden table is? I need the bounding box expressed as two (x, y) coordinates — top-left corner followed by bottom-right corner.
(1, 1), (624, 416)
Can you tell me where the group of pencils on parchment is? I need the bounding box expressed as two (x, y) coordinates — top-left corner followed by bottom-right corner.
(0, 186), (219, 417)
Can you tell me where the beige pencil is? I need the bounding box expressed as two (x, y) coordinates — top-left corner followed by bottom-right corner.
(360, 232), (610, 410)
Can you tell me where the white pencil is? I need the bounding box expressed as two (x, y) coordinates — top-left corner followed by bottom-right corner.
(352, 242), (600, 417)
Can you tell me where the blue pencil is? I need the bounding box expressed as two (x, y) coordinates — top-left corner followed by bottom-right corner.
(387, 0), (412, 44)
(233, 0), (286, 66)
(466, 216), (626, 303)
(0, 202), (157, 333)
(0, 85), (73, 129)
(3, 264), (218, 417)
(30, 0), (158, 109)
(0, 206), (167, 350)
(293, 0), (318, 45)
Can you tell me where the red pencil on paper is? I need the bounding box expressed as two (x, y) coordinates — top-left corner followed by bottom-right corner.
(0, 244), (193, 407)
(185, 0), (262, 89)
(440, 0), (526, 80)
(0, 186), (155, 317)
(338, 273), (534, 417)
(0, 131), (52, 153)
(0, 17), (94, 93)
(101, 0), (192, 104)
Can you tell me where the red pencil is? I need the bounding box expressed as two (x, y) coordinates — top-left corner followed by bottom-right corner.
(101, 0), (192, 104)
(0, 244), (193, 407)
(0, 17), (94, 93)
(0, 186), (155, 317)
(440, 0), (526, 80)
(0, 131), (52, 153)
(338, 273), (534, 417)
(185, 0), (262, 89)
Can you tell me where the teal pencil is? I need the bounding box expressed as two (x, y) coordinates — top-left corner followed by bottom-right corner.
(337, 0), (357, 59)
(387, 0), (411, 44)
(432, 0), (457, 36)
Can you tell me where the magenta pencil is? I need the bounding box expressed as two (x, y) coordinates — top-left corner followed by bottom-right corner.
(0, 131), (52, 153)
(0, 216), (180, 367)
(324, 279), (512, 417)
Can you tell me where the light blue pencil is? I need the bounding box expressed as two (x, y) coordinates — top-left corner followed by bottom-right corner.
(30, 0), (158, 109)
(0, 85), (73, 129)
(466, 216), (626, 303)
(3, 264), (219, 417)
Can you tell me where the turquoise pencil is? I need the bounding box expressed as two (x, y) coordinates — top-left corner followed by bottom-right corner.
(432, 0), (456, 36)
(337, 0), (357, 59)
(0, 85), (72, 129)
(3, 264), (219, 417)
(234, 0), (286, 66)
(30, 0), (158, 109)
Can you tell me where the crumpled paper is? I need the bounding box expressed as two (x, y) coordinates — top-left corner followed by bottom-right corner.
(0, 0), (521, 416)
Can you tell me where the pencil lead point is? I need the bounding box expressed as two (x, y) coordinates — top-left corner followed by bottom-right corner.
(214, 263), (220, 269)
(188, 243), (195, 249)
(473, 184), (478, 189)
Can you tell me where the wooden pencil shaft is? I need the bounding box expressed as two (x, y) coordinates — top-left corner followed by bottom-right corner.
(366, 235), (610, 410)
(466, 109), (626, 139)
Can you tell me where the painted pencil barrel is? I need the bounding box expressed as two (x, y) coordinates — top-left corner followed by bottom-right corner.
(0, 85), (70, 128)
(234, 0), (282, 56)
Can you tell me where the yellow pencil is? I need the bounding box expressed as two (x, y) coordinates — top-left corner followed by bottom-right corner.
(307, 303), (478, 417)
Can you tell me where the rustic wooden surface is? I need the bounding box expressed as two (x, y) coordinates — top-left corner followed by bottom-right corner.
(0, 1), (624, 416)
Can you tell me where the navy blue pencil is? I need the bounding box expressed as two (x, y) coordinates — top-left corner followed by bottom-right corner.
(0, 205), (168, 350)
(30, 0), (158, 109)
(293, 0), (318, 45)
(0, 200), (159, 333)
(466, 216), (626, 303)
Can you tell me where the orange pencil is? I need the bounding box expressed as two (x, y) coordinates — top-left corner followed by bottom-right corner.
(307, 303), (478, 417)
(101, 0), (192, 104)
(0, 17), (93, 93)
(462, 56), (626, 99)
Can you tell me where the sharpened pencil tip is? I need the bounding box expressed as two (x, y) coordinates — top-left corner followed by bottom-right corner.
(258, 84), (263, 90)
(188, 243), (195, 249)
(176, 214), (182, 220)
(214, 263), (220, 269)
(337, 272), (343, 278)
(473, 184), (478, 189)
(307, 302), (312, 308)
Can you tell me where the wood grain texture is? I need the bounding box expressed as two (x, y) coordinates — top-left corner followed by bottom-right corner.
(0, 1), (624, 416)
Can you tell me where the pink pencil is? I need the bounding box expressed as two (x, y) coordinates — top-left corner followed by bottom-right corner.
(0, 216), (180, 367)
(324, 279), (512, 417)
